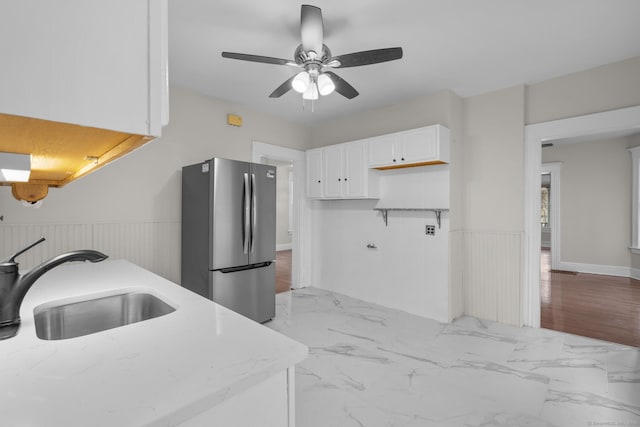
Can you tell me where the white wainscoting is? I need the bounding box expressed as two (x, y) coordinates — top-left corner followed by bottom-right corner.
(0, 221), (181, 284)
(454, 230), (522, 326)
(448, 231), (464, 321)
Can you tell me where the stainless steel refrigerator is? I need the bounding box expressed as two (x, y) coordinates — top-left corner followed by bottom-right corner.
(181, 158), (276, 323)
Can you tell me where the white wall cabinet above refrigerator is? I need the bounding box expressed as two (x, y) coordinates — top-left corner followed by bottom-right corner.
(306, 140), (379, 200)
(368, 125), (450, 169)
(0, 0), (169, 137)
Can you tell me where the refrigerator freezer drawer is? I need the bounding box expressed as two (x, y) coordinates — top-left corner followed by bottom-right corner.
(209, 263), (275, 323)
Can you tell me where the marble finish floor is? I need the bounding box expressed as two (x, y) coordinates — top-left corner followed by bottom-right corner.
(266, 287), (640, 427)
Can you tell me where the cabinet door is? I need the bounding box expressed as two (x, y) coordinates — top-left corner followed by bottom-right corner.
(343, 140), (366, 197)
(323, 144), (344, 198)
(306, 149), (324, 198)
(400, 127), (438, 163)
(0, 0), (168, 136)
(368, 134), (398, 167)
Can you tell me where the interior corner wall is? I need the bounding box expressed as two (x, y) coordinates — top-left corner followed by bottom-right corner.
(542, 137), (631, 271)
(0, 86), (310, 282)
(458, 85), (525, 326)
(307, 90), (458, 323)
(526, 56), (640, 125)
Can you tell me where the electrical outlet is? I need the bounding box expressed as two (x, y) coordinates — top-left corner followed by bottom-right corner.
(425, 225), (436, 236)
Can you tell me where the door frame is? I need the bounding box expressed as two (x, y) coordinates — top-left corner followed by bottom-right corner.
(252, 141), (309, 289)
(523, 105), (640, 328)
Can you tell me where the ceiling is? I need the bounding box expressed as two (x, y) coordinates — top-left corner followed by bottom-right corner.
(168, 0), (640, 126)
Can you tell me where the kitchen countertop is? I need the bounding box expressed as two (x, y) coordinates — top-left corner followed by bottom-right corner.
(0, 259), (308, 426)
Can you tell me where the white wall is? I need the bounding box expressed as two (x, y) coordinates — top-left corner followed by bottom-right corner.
(312, 166), (450, 322)
(0, 86), (310, 282)
(542, 137), (632, 271)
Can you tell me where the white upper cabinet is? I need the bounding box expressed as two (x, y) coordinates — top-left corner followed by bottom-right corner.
(306, 148), (324, 198)
(323, 144), (344, 198)
(368, 125), (450, 169)
(306, 140), (378, 200)
(0, 0), (169, 136)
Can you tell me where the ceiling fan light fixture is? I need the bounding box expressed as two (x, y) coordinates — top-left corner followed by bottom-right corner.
(317, 73), (335, 96)
(302, 83), (318, 100)
(292, 71), (310, 93)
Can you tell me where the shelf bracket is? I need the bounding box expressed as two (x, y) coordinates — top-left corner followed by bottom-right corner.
(380, 209), (388, 226)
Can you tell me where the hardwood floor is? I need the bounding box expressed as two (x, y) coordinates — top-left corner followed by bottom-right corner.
(275, 250), (291, 294)
(540, 248), (640, 347)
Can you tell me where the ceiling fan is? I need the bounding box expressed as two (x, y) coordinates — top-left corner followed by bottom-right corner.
(221, 4), (403, 101)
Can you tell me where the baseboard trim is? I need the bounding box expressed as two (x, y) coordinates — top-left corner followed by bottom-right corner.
(557, 261), (631, 278)
(631, 268), (640, 281)
(276, 243), (292, 251)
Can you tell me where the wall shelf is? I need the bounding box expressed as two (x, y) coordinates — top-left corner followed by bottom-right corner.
(373, 208), (449, 228)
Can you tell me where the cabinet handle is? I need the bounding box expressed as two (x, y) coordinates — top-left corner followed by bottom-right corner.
(401, 157), (405, 161)
(344, 178), (348, 181)
(317, 180), (321, 183)
(393, 158), (396, 162)
(338, 178), (341, 181)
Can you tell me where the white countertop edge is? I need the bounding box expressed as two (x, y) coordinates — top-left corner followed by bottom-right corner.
(5, 259), (308, 426)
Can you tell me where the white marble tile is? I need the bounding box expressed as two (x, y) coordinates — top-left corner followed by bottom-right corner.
(267, 287), (640, 427)
(541, 387), (640, 426)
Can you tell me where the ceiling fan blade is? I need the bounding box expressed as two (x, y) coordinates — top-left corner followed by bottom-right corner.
(328, 47), (403, 68)
(269, 75), (295, 98)
(324, 71), (359, 99)
(222, 52), (294, 66)
(300, 5), (323, 56)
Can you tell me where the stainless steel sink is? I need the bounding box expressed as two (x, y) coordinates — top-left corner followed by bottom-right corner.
(34, 292), (176, 340)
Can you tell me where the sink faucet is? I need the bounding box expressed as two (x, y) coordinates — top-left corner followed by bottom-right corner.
(0, 237), (108, 340)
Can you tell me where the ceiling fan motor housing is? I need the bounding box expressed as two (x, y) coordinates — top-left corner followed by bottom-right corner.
(294, 44), (331, 65)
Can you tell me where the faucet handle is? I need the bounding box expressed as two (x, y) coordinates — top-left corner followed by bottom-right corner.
(1, 237), (46, 265)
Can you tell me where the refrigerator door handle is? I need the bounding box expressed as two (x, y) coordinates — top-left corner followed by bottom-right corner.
(243, 172), (250, 254)
(250, 173), (257, 253)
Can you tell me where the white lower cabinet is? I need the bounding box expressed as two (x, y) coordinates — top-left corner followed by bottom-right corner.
(307, 139), (378, 200)
(180, 368), (295, 427)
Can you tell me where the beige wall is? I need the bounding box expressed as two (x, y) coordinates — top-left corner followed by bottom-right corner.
(526, 56), (640, 125)
(0, 87), (311, 224)
(309, 90), (457, 147)
(542, 137), (632, 268)
(462, 85), (526, 231)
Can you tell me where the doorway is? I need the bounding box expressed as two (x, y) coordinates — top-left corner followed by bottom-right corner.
(263, 158), (293, 292)
(251, 141), (308, 291)
(523, 105), (640, 328)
